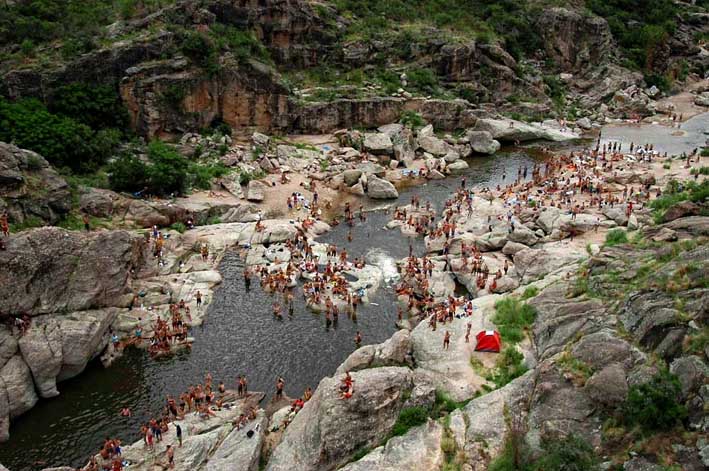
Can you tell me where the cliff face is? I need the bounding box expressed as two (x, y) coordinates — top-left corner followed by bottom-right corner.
(4, 0), (685, 138)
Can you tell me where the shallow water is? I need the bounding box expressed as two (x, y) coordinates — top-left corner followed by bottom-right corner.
(600, 112), (708, 156)
(0, 150), (540, 470)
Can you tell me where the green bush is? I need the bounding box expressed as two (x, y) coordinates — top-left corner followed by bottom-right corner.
(587, 0), (677, 70)
(390, 406), (428, 437)
(605, 229), (628, 246)
(520, 286), (538, 301)
(487, 346), (527, 389)
(690, 166), (709, 176)
(492, 297), (537, 344)
(49, 83), (129, 131)
(407, 68), (439, 94)
(145, 140), (190, 196)
(189, 162), (229, 190)
(107, 153), (148, 193)
(489, 433), (598, 471)
(181, 31), (220, 74)
(0, 97), (113, 172)
(650, 180), (709, 222)
(170, 222), (187, 233)
(623, 370), (687, 432)
(399, 111), (426, 129)
(210, 24), (271, 64)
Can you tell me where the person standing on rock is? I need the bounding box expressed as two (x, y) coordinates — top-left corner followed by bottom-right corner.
(195, 291), (202, 308)
(354, 331), (362, 347)
(443, 330), (451, 349)
(175, 423), (182, 447)
(166, 444), (175, 469)
(1, 212), (9, 237)
(276, 376), (285, 399)
(83, 213), (91, 232)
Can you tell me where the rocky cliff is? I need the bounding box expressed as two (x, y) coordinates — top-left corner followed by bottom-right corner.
(3, 1), (705, 138)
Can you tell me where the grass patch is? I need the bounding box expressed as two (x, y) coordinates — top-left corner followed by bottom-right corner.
(689, 166), (709, 176)
(8, 215), (44, 232)
(390, 406), (429, 437)
(605, 228), (628, 247)
(650, 180), (709, 223)
(623, 370), (687, 433)
(431, 390), (470, 418)
(520, 286), (538, 300)
(492, 297), (537, 344)
(486, 346), (527, 389)
(557, 352), (593, 387)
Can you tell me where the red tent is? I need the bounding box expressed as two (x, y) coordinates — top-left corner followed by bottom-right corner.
(474, 330), (501, 353)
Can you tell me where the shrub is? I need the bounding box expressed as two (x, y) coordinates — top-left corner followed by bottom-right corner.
(492, 297), (537, 344)
(108, 153), (148, 193)
(0, 97), (111, 172)
(407, 68), (439, 94)
(487, 346), (527, 389)
(145, 141), (190, 196)
(605, 229), (628, 246)
(399, 111), (426, 129)
(690, 166), (709, 176)
(170, 222), (187, 233)
(189, 162), (229, 190)
(181, 31), (219, 73)
(390, 406), (428, 437)
(49, 83), (129, 131)
(531, 435), (598, 471)
(520, 286), (538, 300)
(623, 370), (687, 432)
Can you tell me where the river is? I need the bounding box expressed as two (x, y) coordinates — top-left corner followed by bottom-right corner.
(1, 112), (706, 470)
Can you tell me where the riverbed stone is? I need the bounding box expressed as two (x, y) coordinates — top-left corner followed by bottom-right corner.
(266, 367), (416, 471)
(0, 355), (38, 420)
(417, 135), (449, 156)
(206, 411), (267, 471)
(246, 180), (266, 202)
(367, 176), (399, 199)
(364, 133), (394, 155)
(467, 130), (501, 154)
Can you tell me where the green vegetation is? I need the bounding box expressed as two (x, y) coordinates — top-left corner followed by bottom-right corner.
(520, 286), (538, 300)
(108, 141), (227, 196)
(399, 111), (426, 129)
(48, 82), (130, 131)
(390, 406), (429, 437)
(490, 432), (598, 471)
(690, 166), (709, 176)
(623, 370), (687, 432)
(650, 180), (709, 223)
(0, 97), (119, 172)
(8, 215), (44, 233)
(486, 346), (527, 389)
(492, 297), (537, 344)
(557, 352), (593, 387)
(431, 390), (470, 417)
(587, 0), (678, 70)
(605, 229), (629, 247)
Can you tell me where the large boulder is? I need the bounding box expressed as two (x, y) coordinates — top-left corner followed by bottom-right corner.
(466, 130), (500, 154)
(417, 135), (449, 156)
(246, 180), (267, 202)
(367, 176), (399, 199)
(0, 142), (71, 225)
(364, 133), (393, 155)
(266, 367), (417, 471)
(339, 420), (445, 471)
(670, 356), (709, 399)
(584, 363), (629, 407)
(473, 118), (577, 142)
(0, 228), (144, 316)
(336, 330), (413, 374)
(206, 411), (267, 471)
(17, 318), (63, 397)
(0, 355), (38, 422)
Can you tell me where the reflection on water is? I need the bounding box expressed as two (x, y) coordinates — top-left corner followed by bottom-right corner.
(601, 112), (708, 156)
(0, 150), (539, 470)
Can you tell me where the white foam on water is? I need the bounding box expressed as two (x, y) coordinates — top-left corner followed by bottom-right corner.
(365, 248), (400, 284)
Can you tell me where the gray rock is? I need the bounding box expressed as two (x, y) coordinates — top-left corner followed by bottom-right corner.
(339, 420), (444, 471)
(507, 224), (539, 246)
(206, 411), (267, 471)
(447, 160), (469, 173)
(245, 180), (266, 202)
(571, 330), (643, 371)
(417, 135), (448, 156)
(670, 356), (709, 399)
(367, 176), (399, 199)
(251, 132), (270, 148)
(602, 206), (628, 226)
(0, 142), (71, 226)
(17, 318), (63, 398)
(536, 207), (562, 234)
(584, 363), (628, 407)
(501, 241), (527, 256)
(428, 169), (445, 180)
(576, 117), (592, 130)
(623, 457), (665, 471)
(694, 92), (709, 107)
(337, 330), (413, 374)
(467, 130), (501, 154)
(0, 228), (144, 316)
(0, 327), (17, 369)
(364, 133), (393, 155)
(266, 367), (416, 471)
(343, 169), (363, 187)
(0, 355), (38, 420)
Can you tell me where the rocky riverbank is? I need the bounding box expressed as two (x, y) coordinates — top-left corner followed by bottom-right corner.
(1, 88), (708, 470)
